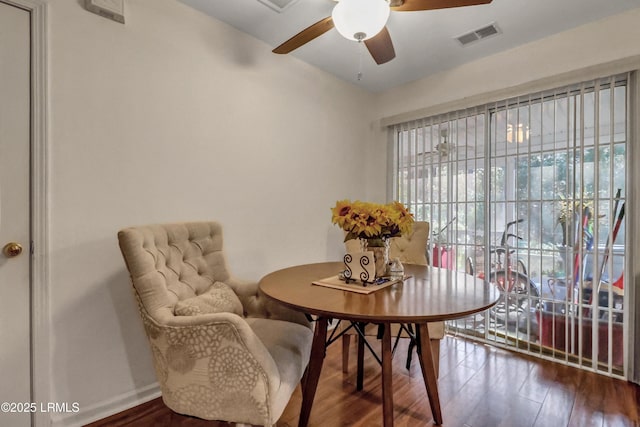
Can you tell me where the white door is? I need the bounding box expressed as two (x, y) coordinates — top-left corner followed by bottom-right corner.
(0, 1), (32, 426)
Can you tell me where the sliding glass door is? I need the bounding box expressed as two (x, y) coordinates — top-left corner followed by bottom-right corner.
(392, 74), (628, 376)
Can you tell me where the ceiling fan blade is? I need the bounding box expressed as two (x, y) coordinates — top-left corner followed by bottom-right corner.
(420, 152), (439, 160)
(392, 0), (492, 12)
(364, 27), (396, 65)
(272, 17), (334, 54)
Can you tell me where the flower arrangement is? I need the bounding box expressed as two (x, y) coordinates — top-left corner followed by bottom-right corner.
(331, 200), (414, 246)
(557, 194), (594, 247)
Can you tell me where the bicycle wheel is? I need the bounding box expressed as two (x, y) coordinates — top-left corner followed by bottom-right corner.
(515, 258), (528, 276)
(489, 270), (539, 325)
(465, 256), (475, 275)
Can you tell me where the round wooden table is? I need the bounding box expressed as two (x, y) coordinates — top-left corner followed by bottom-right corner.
(259, 262), (500, 427)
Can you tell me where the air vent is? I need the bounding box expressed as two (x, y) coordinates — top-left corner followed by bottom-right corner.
(455, 22), (500, 46)
(256, 0), (300, 13)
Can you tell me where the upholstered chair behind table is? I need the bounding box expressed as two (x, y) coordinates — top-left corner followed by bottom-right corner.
(118, 222), (313, 427)
(342, 221), (445, 376)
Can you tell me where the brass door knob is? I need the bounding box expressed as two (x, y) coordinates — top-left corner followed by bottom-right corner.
(3, 242), (23, 258)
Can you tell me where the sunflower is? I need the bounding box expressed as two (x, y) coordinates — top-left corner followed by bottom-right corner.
(331, 199), (414, 241)
(331, 199), (353, 228)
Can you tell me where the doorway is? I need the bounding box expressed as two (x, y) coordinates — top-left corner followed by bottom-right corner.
(1, 0), (49, 425)
(0, 1), (32, 425)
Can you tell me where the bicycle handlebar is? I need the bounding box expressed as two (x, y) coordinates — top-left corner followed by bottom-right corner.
(506, 218), (524, 228)
(500, 219), (525, 246)
(433, 216), (457, 238)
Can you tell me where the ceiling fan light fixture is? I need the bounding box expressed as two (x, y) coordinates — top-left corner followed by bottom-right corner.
(331, 0), (390, 42)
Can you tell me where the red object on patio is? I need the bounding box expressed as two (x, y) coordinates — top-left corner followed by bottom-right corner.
(432, 245), (455, 269)
(613, 273), (624, 291)
(537, 310), (623, 367)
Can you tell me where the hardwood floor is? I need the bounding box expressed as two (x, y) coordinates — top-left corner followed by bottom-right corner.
(86, 336), (640, 427)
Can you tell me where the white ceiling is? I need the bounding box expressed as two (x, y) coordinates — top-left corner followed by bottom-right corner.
(178, 0), (640, 92)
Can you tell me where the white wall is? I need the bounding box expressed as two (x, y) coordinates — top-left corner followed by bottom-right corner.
(375, 8), (640, 121)
(46, 0), (376, 424)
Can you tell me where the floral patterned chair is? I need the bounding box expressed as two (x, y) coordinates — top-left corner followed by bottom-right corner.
(118, 221), (313, 426)
(341, 221), (445, 376)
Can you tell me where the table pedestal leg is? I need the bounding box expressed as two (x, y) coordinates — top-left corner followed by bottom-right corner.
(298, 317), (328, 427)
(416, 323), (443, 425)
(381, 322), (394, 427)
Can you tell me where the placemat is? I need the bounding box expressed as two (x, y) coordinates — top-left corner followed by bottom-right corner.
(312, 275), (404, 294)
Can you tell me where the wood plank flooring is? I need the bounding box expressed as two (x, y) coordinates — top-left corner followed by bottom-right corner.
(86, 335), (640, 427)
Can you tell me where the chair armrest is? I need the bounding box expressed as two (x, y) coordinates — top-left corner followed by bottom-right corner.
(148, 311), (281, 423)
(163, 312), (280, 383)
(226, 277), (311, 329)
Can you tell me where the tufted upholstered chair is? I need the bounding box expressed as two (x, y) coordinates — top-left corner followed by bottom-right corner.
(341, 222), (445, 376)
(118, 222), (313, 427)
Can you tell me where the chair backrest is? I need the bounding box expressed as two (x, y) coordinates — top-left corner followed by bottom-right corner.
(118, 221), (231, 323)
(343, 221), (430, 266)
(389, 221), (430, 265)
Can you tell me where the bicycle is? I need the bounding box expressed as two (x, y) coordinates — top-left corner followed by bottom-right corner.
(482, 219), (540, 327)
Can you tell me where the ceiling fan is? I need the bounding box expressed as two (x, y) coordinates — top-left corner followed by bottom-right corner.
(423, 128), (473, 161)
(273, 0), (493, 65)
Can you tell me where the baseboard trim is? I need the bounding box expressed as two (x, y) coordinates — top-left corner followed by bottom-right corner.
(51, 383), (161, 427)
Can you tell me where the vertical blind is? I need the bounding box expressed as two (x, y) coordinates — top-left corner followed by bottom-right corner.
(391, 74), (630, 378)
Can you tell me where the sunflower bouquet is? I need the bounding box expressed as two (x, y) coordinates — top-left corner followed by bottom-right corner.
(331, 200), (414, 246)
